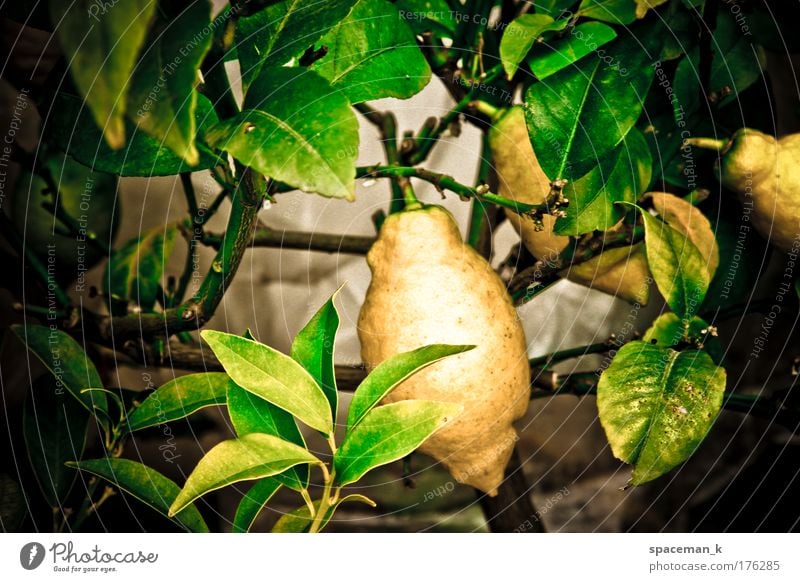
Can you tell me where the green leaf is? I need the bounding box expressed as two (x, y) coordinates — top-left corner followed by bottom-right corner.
(47, 92), (221, 177)
(597, 341), (726, 484)
(24, 375), (89, 507)
(50, 0), (157, 148)
(500, 14), (568, 78)
(232, 478), (282, 533)
(636, 207), (710, 319)
(226, 382), (308, 490)
(529, 22), (617, 80)
(235, 0), (359, 91)
(201, 330), (333, 435)
(11, 325), (108, 422)
(0, 474), (26, 532)
(577, 0), (638, 25)
(313, 0), (432, 103)
(346, 345), (474, 430)
(169, 433), (322, 516)
(270, 494), (375, 533)
(643, 313), (723, 364)
(126, 0), (212, 165)
(125, 372), (230, 432)
(206, 68), (359, 200)
(290, 291), (341, 418)
(536, 0), (579, 16)
(104, 223), (178, 314)
(334, 400), (462, 486)
(525, 30), (658, 180)
(71, 458), (208, 532)
(554, 128), (651, 236)
(395, 0), (456, 36)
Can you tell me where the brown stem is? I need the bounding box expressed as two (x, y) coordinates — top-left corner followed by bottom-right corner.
(202, 227), (374, 255)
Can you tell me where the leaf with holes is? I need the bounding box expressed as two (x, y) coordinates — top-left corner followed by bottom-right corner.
(235, 0), (359, 91)
(205, 68), (358, 200)
(597, 341), (726, 484)
(313, 0), (431, 103)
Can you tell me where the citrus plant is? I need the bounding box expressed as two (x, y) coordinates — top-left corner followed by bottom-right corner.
(3, 0), (799, 532)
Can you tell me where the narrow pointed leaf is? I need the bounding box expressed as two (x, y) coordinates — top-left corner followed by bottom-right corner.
(637, 207), (710, 319)
(312, 0), (432, 103)
(201, 330), (333, 434)
(12, 325), (108, 423)
(24, 376), (89, 507)
(335, 400), (462, 487)
(291, 291), (341, 418)
(50, 0), (157, 148)
(126, 373), (230, 432)
(169, 433), (322, 516)
(226, 382), (308, 490)
(70, 458), (209, 532)
(347, 345), (474, 430)
(126, 0), (212, 165)
(232, 478), (282, 533)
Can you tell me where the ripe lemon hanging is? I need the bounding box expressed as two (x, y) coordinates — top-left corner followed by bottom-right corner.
(357, 205), (531, 495)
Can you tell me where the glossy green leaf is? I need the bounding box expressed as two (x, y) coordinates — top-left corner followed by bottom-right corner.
(577, 0), (637, 24)
(554, 128), (651, 236)
(636, 207), (710, 319)
(206, 68), (359, 200)
(395, 0), (456, 36)
(50, 0), (157, 148)
(346, 345), (474, 430)
(71, 457), (209, 532)
(169, 433), (322, 516)
(126, 0), (212, 165)
(11, 325), (108, 422)
(126, 373), (230, 432)
(104, 223), (178, 314)
(500, 14), (568, 78)
(597, 341), (726, 484)
(226, 382), (308, 490)
(335, 400), (462, 486)
(232, 478), (282, 533)
(235, 0), (359, 91)
(529, 22), (617, 80)
(47, 92), (221, 177)
(24, 375), (89, 507)
(201, 330), (333, 435)
(313, 0), (431, 103)
(290, 291), (341, 418)
(643, 313), (723, 364)
(525, 30), (658, 180)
